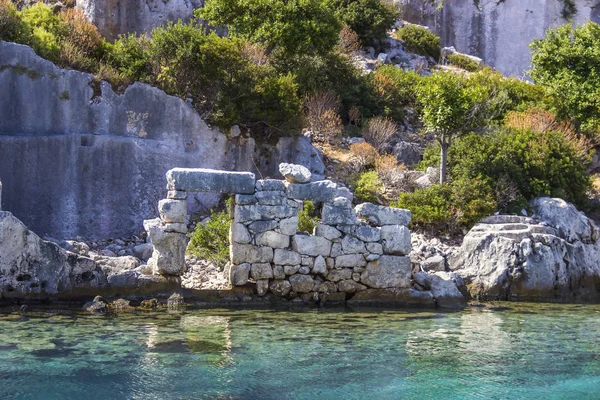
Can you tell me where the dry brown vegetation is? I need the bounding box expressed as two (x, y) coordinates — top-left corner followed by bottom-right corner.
(362, 116), (397, 152)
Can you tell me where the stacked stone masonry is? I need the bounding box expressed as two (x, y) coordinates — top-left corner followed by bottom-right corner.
(145, 165), (414, 302)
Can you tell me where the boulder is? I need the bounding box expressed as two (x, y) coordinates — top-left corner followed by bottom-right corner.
(255, 190), (286, 206)
(450, 199), (600, 301)
(348, 288), (435, 307)
(312, 256), (328, 275)
(415, 271), (466, 309)
(355, 203), (411, 226)
(279, 163), (312, 184)
(0, 211), (108, 297)
(314, 224), (342, 240)
(256, 279), (269, 296)
(335, 254), (367, 268)
(133, 243), (154, 261)
(360, 256), (411, 289)
(167, 168), (255, 194)
(341, 235), (367, 254)
(230, 223), (252, 245)
(279, 217), (299, 236)
(167, 293), (185, 309)
(421, 255), (446, 272)
(326, 268), (353, 282)
(338, 280), (367, 293)
(256, 179), (286, 192)
(251, 263), (274, 280)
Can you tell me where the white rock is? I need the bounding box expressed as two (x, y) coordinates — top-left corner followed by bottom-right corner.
(279, 216), (299, 236)
(279, 163), (312, 183)
(158, 199), (187, 223)
(255, 231), (290, 249)
(312, 256), (328, 275)
(273, 249), (301, 266)
(381, 225), (411, 256)
(292, 235), (332, 257)
(230, 263), (251, 286)
(251, 263), (273, 280)
(230, 244), (273, 264)
(336, 254), (367, 268)
(360, 256), (411, 289)
(230, 223), (252, 244)
(314, 224), (342, 240)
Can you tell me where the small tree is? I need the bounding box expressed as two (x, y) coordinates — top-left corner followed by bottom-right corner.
(416, 71), (491, 184)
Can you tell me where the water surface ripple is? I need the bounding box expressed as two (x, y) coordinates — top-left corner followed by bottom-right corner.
(0, 303), (599, 399)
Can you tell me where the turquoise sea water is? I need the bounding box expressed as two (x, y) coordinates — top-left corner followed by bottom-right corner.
(0, 303), (599, 400)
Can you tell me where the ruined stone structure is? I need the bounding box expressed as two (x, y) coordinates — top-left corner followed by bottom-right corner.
(145, 165), (434, 304)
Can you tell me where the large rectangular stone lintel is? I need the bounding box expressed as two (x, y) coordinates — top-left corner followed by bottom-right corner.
(167, 168), (256, 194)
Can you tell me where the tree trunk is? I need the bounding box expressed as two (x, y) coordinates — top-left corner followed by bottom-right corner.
(440, 135), (448, 185)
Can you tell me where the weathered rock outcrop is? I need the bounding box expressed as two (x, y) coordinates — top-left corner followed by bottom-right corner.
(76, 0), (206, 41)
(400, 0), (600, 77)
(0, 210), (107, 297)
(0, 41), (324, 240)
(449, 198), (600, 302)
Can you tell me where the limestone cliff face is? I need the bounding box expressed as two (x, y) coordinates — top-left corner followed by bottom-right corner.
(76, 0), (205, 41)
(399, 0), (600, 77)
(0, 41), (324, 240)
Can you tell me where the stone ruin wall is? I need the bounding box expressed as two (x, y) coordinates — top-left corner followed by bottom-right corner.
(145, 166), (421, 303)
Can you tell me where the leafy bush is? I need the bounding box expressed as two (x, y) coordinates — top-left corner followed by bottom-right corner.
(352, 170), (383, 203)
(298, 201), (319, 233)
(420, 128), (591, 210)
(394, 185), (452, 230)
(0, 0), (29, 42)
(373, 65), (422, 119)
(188, 209), (231, 268)
(395, 24), (441, 61)
(104, 33), (152, 83)
(327, 0), (399, 45)
(446, 53), (481, 72)
(530, 21), (600, 133)
(198, 0), (341, 56)
(20, 3), (63, 61)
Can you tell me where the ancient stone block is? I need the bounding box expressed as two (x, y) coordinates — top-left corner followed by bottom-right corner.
(284, 265), (301, 275)
(247, 220), (278, 233)
(341, 235), (367, 254)
(421, 255), (446, 272)
(298, 266), (310, 274)
(326, 268), (353, 282)
(273, 249), (301, 266)
(330, 242), (343, 257)
(163, 223), (187, 234)
(380, 225), (411, 256)
(314, 224), (342, 240)
(273, 265), (286, 280)
(354, 225), (381, 242)
(366, 242), (383, 254)
(158, 199), (187, 223)
(289, 274), (315, 293)
(322, 197), (359, 225)
(336, 254), (367, 268)
(355, 203), (411, 226)
(230, 263), (251, 286)
(235, 194), (256, 205)
(230, 223), (252, 244)
(256, 179), (286, 192)
(312, 255), (328, 275)
(292, 235), (332, 257)
(286, 180), (338, 202)
(269, 279), (292, 297)
(338, 280), (367, 293)
(251, 263), (274, 280)
(279, 216), (299, 235)
(256, 279), (269, 296)
(255, 231), (290, 249)
(317, 281), (338, 293)
(167, 168), (255, 194)
(360, 256), (411, 288)
(234, 205), (296, 223)
(255, 191), (286, 206)
(145, 218), (189, 276)
(230, 244), (273, 264)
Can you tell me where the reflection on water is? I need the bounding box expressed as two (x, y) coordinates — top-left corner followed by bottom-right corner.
(0, 303), (599, 399)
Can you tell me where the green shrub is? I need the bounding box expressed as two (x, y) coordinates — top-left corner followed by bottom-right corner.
(198, 0), (341, 56)
(352, 170), (383, 203)
(530, 21), (600, 133)
(449, 176), (496, 226)
(103, 33), (152, 83)
(373, 65), (422, 119)
(395, 24), (441, 61)
(20, 3), (63, 61)
(446, 53), (481, 72)
(327, 0), (399, 45)
(298, 201), (319, 233)
(420, 128), (591, 210)
(188, 209), (231, 268)
(0, 0), (29, 43)
(394, 185), (452, 230)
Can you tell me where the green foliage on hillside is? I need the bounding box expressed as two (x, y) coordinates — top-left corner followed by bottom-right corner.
(199, 0), (342, 57)
(327, 0), (399, 45)
(298, 201), (319, 233)
(395, 24), (441, 61)
(530, 21), (600, 134)
(351, 170), (383, 203)
(446, 53), (480, 72)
